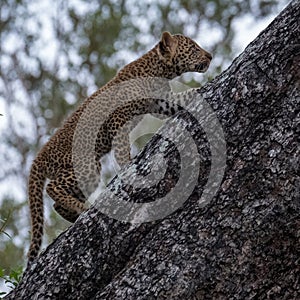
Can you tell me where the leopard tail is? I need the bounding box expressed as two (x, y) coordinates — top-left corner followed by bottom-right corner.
(27, 160), (47, 267)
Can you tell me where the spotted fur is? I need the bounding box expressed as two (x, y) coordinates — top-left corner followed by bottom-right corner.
(27, 32), (212, 265)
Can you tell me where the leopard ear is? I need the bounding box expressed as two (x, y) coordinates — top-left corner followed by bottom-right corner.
(158, 31), (178, 63)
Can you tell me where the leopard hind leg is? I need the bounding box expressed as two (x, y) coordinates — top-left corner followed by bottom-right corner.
(46, 168), (95, 222)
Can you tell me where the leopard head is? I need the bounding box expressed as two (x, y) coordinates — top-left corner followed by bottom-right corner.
(157, 31), (212, 77)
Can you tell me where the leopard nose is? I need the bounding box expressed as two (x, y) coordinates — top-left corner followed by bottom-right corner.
(205, 52), (212, 61)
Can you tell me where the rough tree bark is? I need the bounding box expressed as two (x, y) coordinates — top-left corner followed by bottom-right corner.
(6, 1), (299, 299)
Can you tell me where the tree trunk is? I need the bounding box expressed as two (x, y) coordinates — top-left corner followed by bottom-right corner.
(6, 1), (300, 299)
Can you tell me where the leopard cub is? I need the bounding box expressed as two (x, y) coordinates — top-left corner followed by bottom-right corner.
(27, 31), (212, 265)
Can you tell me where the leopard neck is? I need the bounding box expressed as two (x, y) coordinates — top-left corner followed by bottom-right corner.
(110, 45), (176, 82)
(83, 45), (176, 107)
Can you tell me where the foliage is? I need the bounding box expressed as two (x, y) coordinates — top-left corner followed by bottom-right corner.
(0, 214), (22, 297)
(0, 266), (23, 297)
(0, 215), (11, 239)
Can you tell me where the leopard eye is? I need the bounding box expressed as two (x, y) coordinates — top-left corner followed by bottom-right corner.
(192, 46), (198, 54)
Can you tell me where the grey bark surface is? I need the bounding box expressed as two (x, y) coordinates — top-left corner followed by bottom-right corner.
(6, 1), (300, 299)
